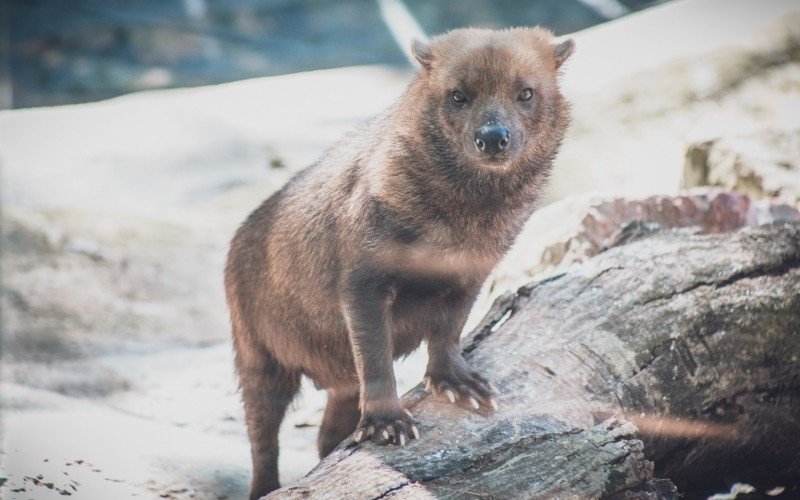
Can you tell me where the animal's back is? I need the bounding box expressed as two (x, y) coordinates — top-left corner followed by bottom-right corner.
(225, 142), (364, 378)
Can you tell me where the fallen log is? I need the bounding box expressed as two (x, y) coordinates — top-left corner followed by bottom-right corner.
(269, 221), (800, 499)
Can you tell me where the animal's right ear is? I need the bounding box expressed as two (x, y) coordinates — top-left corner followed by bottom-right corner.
(553, 38), (575, 69)
(412, 39), (433, 70)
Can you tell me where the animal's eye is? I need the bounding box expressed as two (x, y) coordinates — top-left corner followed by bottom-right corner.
(518, 88), (534, 101)
(451, 90), (467, 103)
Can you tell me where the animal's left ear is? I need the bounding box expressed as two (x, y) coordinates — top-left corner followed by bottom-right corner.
(553, 38), (575, 69)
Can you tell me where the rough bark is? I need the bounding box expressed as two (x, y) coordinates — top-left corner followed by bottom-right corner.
(268, 222), (800, 499)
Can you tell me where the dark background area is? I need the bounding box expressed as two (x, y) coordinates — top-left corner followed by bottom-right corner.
(6, 0), (666, 108)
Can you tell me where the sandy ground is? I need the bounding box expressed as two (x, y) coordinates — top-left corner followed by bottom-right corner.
(2, 0), (800, 498)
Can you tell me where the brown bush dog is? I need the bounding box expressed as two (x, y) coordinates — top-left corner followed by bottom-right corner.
(225, 27), (574, 498)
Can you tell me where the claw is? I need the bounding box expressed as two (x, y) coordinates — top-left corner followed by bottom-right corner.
(468, 397), (480, 410)
(355, 429), (365, 442)
(381, 429), (389, 441)
(445, 389), (456, 404)
(488, 382), (499, 393)
(403, 408), (413, 418)
(399, 433), (406, 446)
(367, 425), (375, 438)
(411, 425), (420, 439)
(489, 398), (499, 411)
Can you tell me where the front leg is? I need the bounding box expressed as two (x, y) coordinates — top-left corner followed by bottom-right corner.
(342, 270), (418, 446)
(425, 287), (497, 410)
(425, 344), (497, 410)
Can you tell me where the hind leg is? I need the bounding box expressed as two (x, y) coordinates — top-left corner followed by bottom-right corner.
(234, 338), (301, 499)
(317, 386), (360, 458)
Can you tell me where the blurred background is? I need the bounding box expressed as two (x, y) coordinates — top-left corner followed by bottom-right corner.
(2, 0), (799, 499)
(6, 0), (666, 108)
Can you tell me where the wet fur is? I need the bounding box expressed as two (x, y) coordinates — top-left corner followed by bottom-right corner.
(225, 27), (572, 498)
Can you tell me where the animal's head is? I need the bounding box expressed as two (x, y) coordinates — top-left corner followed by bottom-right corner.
(412, 28), (574, 169)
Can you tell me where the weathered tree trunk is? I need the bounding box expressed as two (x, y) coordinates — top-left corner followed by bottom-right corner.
(269, 222), (800, 499)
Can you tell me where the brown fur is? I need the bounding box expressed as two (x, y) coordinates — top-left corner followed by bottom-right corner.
(225, 27), (573, 498)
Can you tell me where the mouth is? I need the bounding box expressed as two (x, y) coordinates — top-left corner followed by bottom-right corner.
(461, 138), (512, 168)
(481, 154), (510, 167)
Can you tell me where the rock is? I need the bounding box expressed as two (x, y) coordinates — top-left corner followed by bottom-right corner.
(548, 10), (800, 206)
(682, 129), (800, 204)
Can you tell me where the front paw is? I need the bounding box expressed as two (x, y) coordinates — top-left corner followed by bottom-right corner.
(353, 400), (419, 446)
(424, 360), (498, 411)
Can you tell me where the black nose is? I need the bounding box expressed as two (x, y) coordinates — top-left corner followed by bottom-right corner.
(474, 125), (510, 155)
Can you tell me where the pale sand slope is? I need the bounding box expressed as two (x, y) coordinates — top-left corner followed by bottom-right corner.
(2, 0), (799, 498)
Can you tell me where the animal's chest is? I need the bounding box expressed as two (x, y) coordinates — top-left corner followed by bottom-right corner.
(413, 214), (517, 266)
(371, 198), (523, 281)
(385, 232), (498, 286)
(386, 274), (467, 356)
